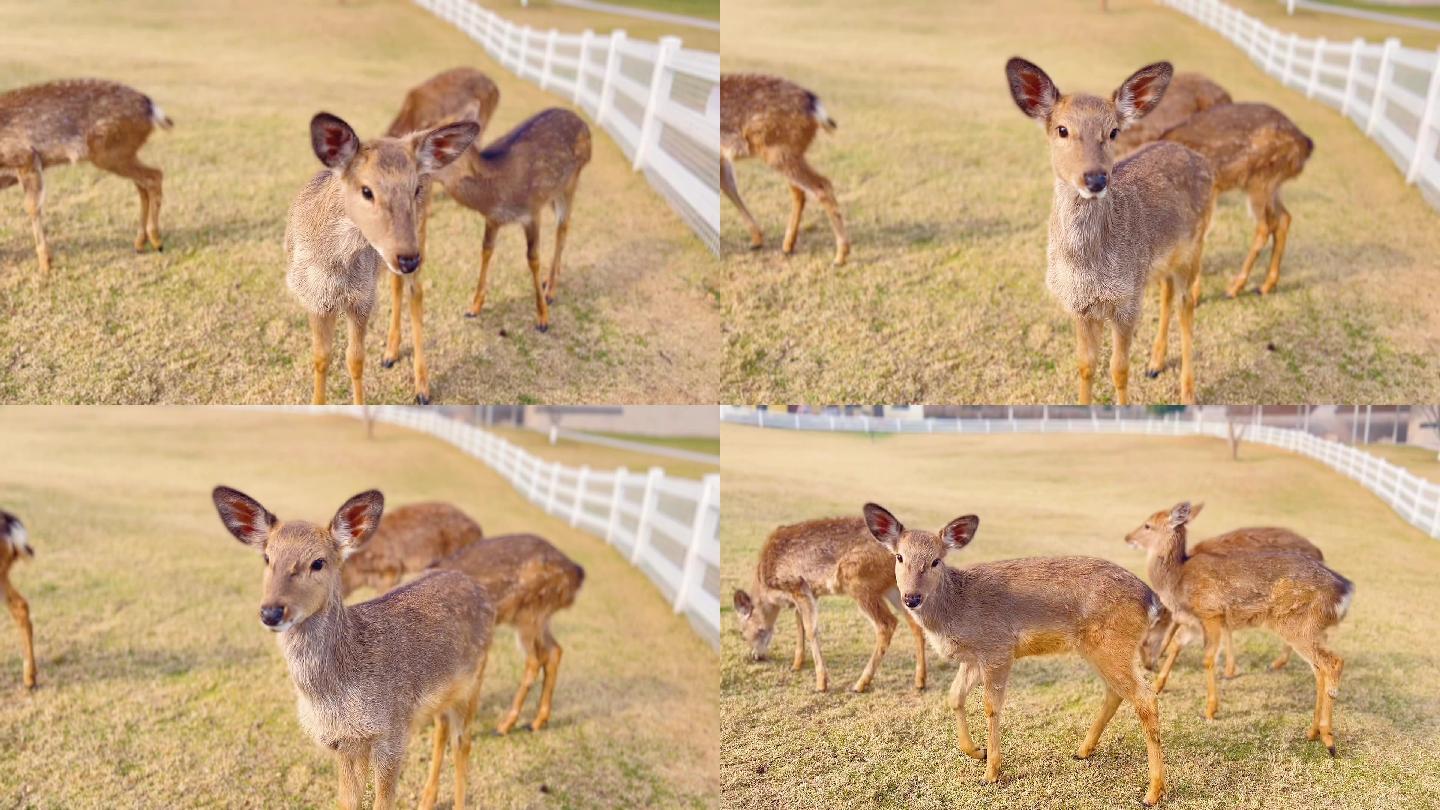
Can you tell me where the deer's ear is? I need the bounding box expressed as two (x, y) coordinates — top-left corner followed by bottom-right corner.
(733, 589), (753, 619)
(415, 121), (480, 173)
(1114, 62), (1172, 124)
(940, 515), (979, 551)
(1189, 502), (1205, 521)
(213, 486), (275, 550)
(864, 503), (904, 551)
(330, 490), (385, 558)
(310, 113), (359, 169)
(1006, 57), (1060, 121)
(1167, 501), (1193, 529)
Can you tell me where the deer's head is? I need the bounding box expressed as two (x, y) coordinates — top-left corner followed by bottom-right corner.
(864, 503), (978, 612)
(1124, 501), (1201, 553)
(732, 587), (783, 661)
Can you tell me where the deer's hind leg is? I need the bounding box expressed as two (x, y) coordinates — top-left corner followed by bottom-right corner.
(1285, 629), (1343, 755)
(465, 219), (499, 318)
(93, 151), (164, 252)
(721, 155), (764, 249)
(1259, 197), (1291, 296)
(1093, 653), (1165, 806)
(850, 591), (897, 693)
(16, 156), (49, 272)
(452, 650), (487, 810)
(1146, 276), (1175, 380)
(544, 177), (578, 305)
(980, 660), (1013, 784)
(1228, 186), (1273, 298)
(523, 219), (550, 332)
(4, 578), (35, 689)
(533, 622), (564, 730)
(497, 619), (542, 735)
(768, 151), (849, 266)
(418, 714), (448, 810)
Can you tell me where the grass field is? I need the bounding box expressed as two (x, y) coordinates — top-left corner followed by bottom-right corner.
(0, 0), (719, 405)
(0, 408), (717, 808)
(486, 424), (720, 479)
(1228, 0), (1440, 49)
(479, 0), (718, 50)
(719, 423), (1440, 808)
(1358, 441), (1440, 483)
(719, 0), (1440, 403)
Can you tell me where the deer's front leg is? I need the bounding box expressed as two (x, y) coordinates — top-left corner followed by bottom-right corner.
(308, 310), (337, 405)
(793, 591), (826, 692)
(17, 157), (49, 273)
(344, 310), (368, 406)
(336, 747), (369, 810)
(980, 662), (1011, 784)
(791, 607), (806, 671)
(1073, 315), (1101, 405)
(370, 738), (405, 810)
(382, 271), (403, 369)
(1110, 318), (1135, 406)
(948, 662), (984, 761)
(406, 275), (430, 404)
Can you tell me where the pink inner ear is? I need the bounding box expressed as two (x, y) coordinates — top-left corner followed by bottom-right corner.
(322, 128), (347, 158)
(341, 502), (372, 534)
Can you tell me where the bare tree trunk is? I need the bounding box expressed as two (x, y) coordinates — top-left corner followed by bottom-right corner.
(1226, 413), (1248, 461)
(363, 405), (376, 439)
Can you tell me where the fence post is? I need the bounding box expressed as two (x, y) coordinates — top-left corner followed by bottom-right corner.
(1405, 45), (1440, 183)
(1284, 33), (1298, 87)
(570, 465), (589, 527)
(633, 36), (681, 172)
(540, 29), (558, 91)
(1341, 38), (1362, 118)
(574, 29), (593, 105)
(605, 467), (629, 545)
(1367, 38), (1399, 136)
(596, 29), (628, 128)
(1307, 37), (1325, 99)
(545, 460), (561, 513)
(631, 467), (664, 565)
(674, 473), (718, 613)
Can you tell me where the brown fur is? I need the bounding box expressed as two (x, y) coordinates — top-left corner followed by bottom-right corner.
(863, 503), (1166, 805)
(0, 79), (171, 271)
(284, 113), (478, 405)
(732, 516), (927, 693)
(1, 510), (36, 689)
(1126, 503), (1352, 755)
(720, 73), (849, 266)
(415, 107), (591, 333)
(340, 502), (484, 597)
(212, 487), (495, 810)
(1160, 103), (1313, 297)
(385, 68), (500, 140)
(1007, 58), (1216, 405)
(434, 533), (585, 733)
(1115, 72), (1232, 156)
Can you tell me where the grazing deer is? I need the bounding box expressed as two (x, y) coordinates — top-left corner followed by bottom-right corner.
(340, 501), (484, 597)
(434, 533), (585, 734)
(1, 510), (36, 689)
(1115, 72), (1231, 157)
(1158, 103), (1313, 298)
(731, 516), (927, 693)
(385, 68), (500, 139)
(1, 79), (172, 272)
(721, 73), (850, 266)
(212, 487), (496, 810)
(285, 113), (478, 405)
(1007, 58), (1215, 404)
(1125, 502), (1352, 754)
(863, 504), (1166, 806)
(425, 108), (591, 333)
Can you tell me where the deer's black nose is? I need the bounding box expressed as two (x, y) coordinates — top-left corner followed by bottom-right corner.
(1083, 171), (1108, 194)
(397, 254), (421, 273)
(903, 593), (923, 609)
(260, 605), (285, 627)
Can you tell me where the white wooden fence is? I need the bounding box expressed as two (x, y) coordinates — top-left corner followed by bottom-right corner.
(1162, 0), (1440, 209)
(721, 406), (1440, 540)
(307, 406), (721, 646)
(415, 0), (720, 252)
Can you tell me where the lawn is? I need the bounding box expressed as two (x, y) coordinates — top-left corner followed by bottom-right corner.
(719, 423), (1440, 808)
(719, 0), (1440, 403)
(0, 407), (717, 808)
(1358, 441), (1440, 484)
(0, 0), (719, 405)
(1227, 0), (1440, 49)
(478, 0), (718, 50)
(486, 424), (720, 479)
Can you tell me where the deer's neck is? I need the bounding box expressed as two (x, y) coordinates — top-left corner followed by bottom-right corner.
(1146, 530), (1189, 605)
(445, 148), (503, 214)
(279, 589), (351, 698)
(1049, 179), (1116, 266)
(912, 565), (969, 639)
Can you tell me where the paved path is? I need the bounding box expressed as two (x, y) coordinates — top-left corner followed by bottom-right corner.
(1295, 0), (1440, 32)
(552, 0), (719, 32)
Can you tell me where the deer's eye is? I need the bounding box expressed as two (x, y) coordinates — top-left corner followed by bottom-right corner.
(931, 558), (940, 568)
(1110, 128), (1120, 141)
(361, 186), (374, 201)
(311, 558), (325, 572)
(1144, 523), (1152, 530)
(895, 554), (904, 564)
(415, 184), (425, 199)
(1056, 125), (1068, 138)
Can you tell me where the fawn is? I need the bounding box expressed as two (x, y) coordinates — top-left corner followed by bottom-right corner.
(732, 516), (927, 693)
(864, 503), (1166, 806)
(285, 113), (478, 405)
(1126, 502), (1352, 754)
(1125, 502), (1323, 677)
(340, 501), (484, 597)
(433, 533), (585, 734)
(1158, 103), (1313, 298)
(426, 107), (591, 332)
(385, 68), (500, 139)
(212, 487), (496, 810)
(1, 510), (36, 689)
(1007, 58), (1215, 404)
(721, 73), (850, 266)
(1115, 72), (1231, 157)
(1, 79), (171, 272)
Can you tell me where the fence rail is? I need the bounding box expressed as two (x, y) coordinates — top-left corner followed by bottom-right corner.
(415, 0), (720, 252)
(720, 407), (1440, 540)
(302, 406), (721, 646)
(1162, 0), (1440, 209)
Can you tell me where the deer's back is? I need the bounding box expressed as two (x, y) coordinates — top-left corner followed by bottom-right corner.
(720, 73), (819, 159)
(758, 516), (890, 598)
(348, 502), (483, 590)
(0, 79), (155, 169)
(435, 533), (583, 624)
(386, 67), (500, 137)
(1192, 527), (1322, 561)
(1115, 72), (1231, 156)
(449, 108), (590, 217)
(1176, 550), (1349, 628)
(284, 170), (380, 318)
(1160, 103), (1313, 195)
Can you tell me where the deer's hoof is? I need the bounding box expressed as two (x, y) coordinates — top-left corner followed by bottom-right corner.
(1145, 368), (1162, 379)
(464, 311), (479, 319)
(535, 323), (549, 333)
(1327, 745), (1337, 757)
(380, 357), (396, 369)
(415, 393), (431, 405)
(156, 244), (164, 253)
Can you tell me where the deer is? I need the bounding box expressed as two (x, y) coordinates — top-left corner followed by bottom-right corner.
(284, 113), (479, 405)
(1124, 502), (1324, 679)
(211, 487), (496, 810)
(1, 509), (36, 689)
(433, 532), (585, 734)
(731, 516), (927, 694)
(1, 79), (172, 272)
(721, 73), (850, 266)
(1007, 58), (1216, 405)
(863, 503), (1166, 806)
(1124, 502), (1352, 755)
(421, 107), (591, 333)
(1114, 72), (1231, 157)
(1157, 103), (1313, 298)
(340, 501), (484, 597)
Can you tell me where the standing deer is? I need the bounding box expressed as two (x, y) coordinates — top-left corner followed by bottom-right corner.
(385, 68), (500, 139)
(340, 501), (484, 597)
(434, 533), (585, 734)
(1114, 72), (1231, 156)
(731, 516), (927, 693)
(1007, 58), (1215, 404)
(1158, 103), (1313, 298)
(1124, 502), (1324, 677)
(1125, 502), (1352, 754)
(426, 108), (591, 333)
(863, 504), (1166, 806)
(212, 487), (495, 810)
(721, 74), (850, 266)
(1, 79), (172, 272)
(1, 510), (36, 689)
(285, 113), (478, 405)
